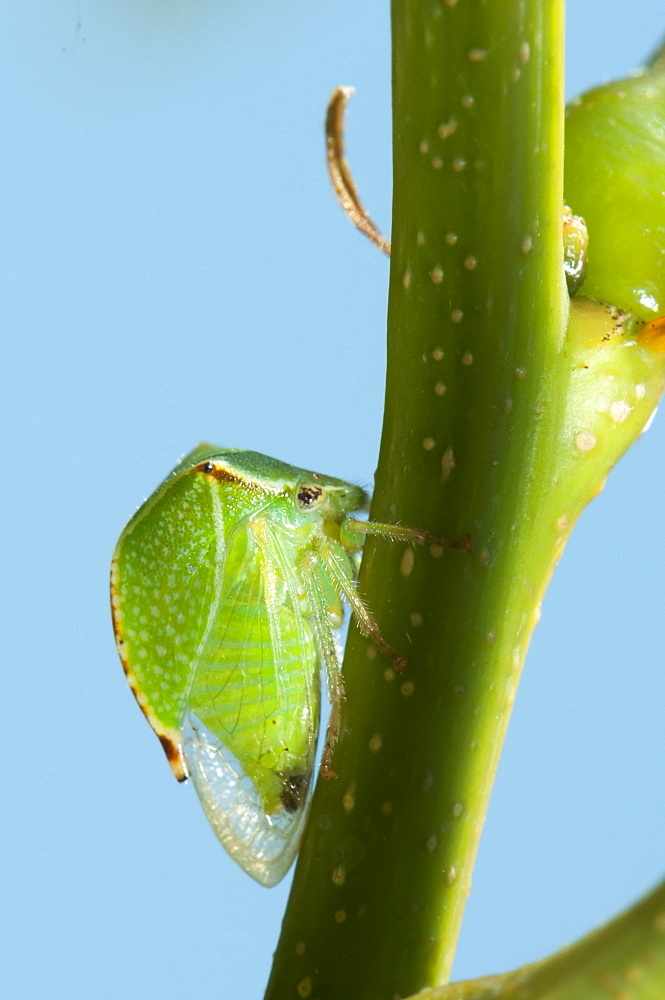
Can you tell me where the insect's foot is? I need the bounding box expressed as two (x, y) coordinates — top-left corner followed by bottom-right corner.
(449, 533), (472, 553)
(380, 642), (409, 674)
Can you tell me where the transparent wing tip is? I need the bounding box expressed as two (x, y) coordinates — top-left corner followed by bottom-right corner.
(182, 715), (312, 888)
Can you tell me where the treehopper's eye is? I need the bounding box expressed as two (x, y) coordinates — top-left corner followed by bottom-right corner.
(296, 484), (326, 510)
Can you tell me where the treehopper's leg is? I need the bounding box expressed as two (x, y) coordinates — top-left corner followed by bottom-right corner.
(316, 541), (410, 673)
(344, 516), (471, 554)
(300, 551), (345, 780)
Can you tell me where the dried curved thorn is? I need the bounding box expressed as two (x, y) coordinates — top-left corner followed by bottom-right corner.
(325, 86), (391, 255)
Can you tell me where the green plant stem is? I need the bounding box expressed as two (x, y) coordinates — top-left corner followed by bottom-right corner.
(265, 2), (566, 998)
(408, 879), (665, 1000)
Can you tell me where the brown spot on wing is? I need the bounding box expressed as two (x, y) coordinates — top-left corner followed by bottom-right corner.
(279, 772), (310, 813)
(158, 734), (188, 782)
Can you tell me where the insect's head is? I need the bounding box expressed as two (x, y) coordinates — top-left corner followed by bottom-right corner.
(294, 475), (366, 521)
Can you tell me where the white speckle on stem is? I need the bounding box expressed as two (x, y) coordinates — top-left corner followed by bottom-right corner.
(609, 400), (631, 423)
(400, 547), (415, 577)
(575, 431), (597, 452)
(438, 119), (458, 139)
(441, 447), (455, 479)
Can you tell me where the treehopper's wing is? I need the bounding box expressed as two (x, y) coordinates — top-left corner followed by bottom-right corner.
(183, 517), (320, 887)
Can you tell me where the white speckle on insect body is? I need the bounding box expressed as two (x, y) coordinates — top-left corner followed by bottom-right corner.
(461, 94), (475, 108)
(446, 866), (458, 885)
(452, 157), (467, 172)
(417, 231), (425, 245)
(609, 400), (631, 423)
(426, 834), (438, 852)
(432, 156), (443, 169)
(438, 119), (457, 139)
(419, 139), (429, 154)
(461, 351), (474, 366)
(434, 381), (446, 396)
(430, 266), (444, 284)
(403, 270), (412, 290)
(432, 347), (444, 360)
(401, 547), (415, 577)
(522, 234), (533, 254)
(486, 631), (496, 644)
(369, 733), (383, 753)
(423, 436), (437, 450)
(556, 515), (568, 532)
(520, 41), (531, 63)
(464, 255), (477, 270)
(445, 232), (458, 245)
(575, 431), (597, 452)
(452, 802), (464, 817)
(635, 383), (646, 400)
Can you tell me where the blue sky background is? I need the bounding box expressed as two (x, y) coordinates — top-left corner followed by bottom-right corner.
(2, 2), (664, 997)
